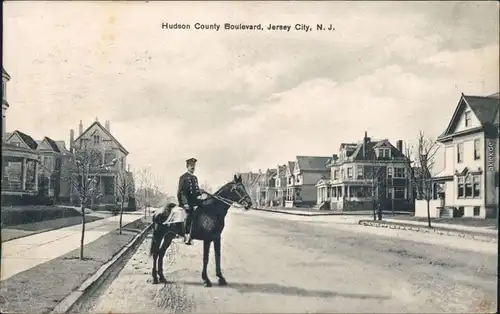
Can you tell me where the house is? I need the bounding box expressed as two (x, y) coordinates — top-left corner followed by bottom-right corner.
(70, 119), (130, 207)
(285, 156), (330, 208)
(255, 168), (277, 207)
(427, 93), (499, 218)
(36, 137), (72, 203)
(2, 68), (41, 204)
(239, 171), (261, 206)
(274, 164), (287, 206)
(326, 132), (412, 212)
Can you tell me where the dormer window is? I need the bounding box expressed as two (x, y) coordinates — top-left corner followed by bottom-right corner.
(464, 111), (471, 127)
(378, 148), (391, 158)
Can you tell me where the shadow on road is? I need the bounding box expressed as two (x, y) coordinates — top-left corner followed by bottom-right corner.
(179, 280), (391, 300)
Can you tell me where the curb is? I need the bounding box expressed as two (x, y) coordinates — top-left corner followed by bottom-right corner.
(358, 220), (498, 243)
(253, 207), (411, 217)
(253, 207), (335, 217)
(51, 219), (153, 314)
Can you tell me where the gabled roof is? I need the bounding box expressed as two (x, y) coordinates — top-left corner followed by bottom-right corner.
(296, 156), (330, 171)
(74, 121), (129, 155)
(10, 130), (38, 150)
(55, 141), (70, 153)
(2, 67), (11, 81)
(439, 93), (500, 138)
(37, 137), (61, 152)
(350, 139), (405, 161)
(287, 161), (296, 173)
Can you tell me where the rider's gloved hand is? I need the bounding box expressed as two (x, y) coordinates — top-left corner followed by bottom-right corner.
(183, 204), (190, 211)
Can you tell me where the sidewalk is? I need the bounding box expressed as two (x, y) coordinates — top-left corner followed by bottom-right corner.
(254, 207), (412, 217)
(384, 218), (498, 235)
(1, 214), (140, 281)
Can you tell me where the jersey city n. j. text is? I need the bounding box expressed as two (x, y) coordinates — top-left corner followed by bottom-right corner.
(161, 22), (335, 32)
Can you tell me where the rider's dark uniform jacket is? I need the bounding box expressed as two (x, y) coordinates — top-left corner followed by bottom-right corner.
(177, 172), (201, 208)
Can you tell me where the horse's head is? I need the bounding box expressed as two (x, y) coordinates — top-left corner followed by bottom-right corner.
(217, 174), (253, 210)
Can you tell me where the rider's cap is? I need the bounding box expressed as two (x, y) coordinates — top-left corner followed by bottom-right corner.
(186, 158), (197, 165)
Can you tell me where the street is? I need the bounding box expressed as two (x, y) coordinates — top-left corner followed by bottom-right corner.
(87, 210), (497, 313)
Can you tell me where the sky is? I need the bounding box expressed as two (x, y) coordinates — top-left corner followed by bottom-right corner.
(4, 1), (499, 194)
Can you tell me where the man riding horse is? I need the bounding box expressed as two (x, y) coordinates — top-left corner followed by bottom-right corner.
(177, 157), (203, 245)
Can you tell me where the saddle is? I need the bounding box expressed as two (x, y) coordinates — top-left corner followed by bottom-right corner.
(190, 201), (224, 241)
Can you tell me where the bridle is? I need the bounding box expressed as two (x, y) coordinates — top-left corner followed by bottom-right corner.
(206, 182), (250, 208)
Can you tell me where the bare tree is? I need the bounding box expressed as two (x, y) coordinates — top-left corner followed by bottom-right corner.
(68, 138), (117, 259)
(116, 168), (133, 235)
(415, 130), (440, 228)
(135, 167), (153, 217)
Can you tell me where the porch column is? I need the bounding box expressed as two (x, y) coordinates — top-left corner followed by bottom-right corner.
(346, 185), (350, 199)
(21, 158), (27, 190)
(34, 161), (39, 191)
(317, 188), (320, 203)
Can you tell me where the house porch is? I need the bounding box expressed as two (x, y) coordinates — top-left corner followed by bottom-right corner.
(2, 144), (40, 204)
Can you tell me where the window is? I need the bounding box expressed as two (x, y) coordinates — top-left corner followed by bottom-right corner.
(333, 170), (339, 180)
(356, 166), (364, 179)
(393, 187), (406, 199)
(457, 143), (464, 163)
(93, 134), (100, 144)
(347, 168), (353, 178)
(473, 175), (481, 197)
(457, 175), (481, 198)
(457, 177), (464, 198)
(465, 176), (473, 197)
(474, 139), (480, 160)
(378, 148), (390, 158)
(394, 167), (405, 178)
(387, 167), (393, 179)
(104, 151), (116, 164)
(473, 206), (480, 216)
(464, 111), (471, 127)
(120, 157), (125, 170)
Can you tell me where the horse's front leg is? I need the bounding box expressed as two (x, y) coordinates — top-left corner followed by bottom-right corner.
(157, 233), (174, 283)
(214, 236), (227, 286)
(202, 240), (212, 287)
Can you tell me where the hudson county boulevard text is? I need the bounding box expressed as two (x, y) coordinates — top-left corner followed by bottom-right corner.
(161, 23), (335, 32)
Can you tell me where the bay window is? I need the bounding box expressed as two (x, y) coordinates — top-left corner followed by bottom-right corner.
(457, 175), (481, 198)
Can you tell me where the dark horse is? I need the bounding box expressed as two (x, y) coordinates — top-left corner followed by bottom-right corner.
(149, 174), (252, 287)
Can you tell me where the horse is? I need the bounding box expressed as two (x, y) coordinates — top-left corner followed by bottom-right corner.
(149, 174), (252, 287)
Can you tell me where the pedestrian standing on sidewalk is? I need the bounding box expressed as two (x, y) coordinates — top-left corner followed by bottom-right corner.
(377, 203), (383, 221)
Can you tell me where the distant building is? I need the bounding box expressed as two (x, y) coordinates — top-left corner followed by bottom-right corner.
(427, 93), (499, 218)
(285, 155), (330, 208)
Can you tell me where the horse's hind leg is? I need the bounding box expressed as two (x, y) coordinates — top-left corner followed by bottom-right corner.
(202, 240), (212, 287)
(157, 233), (174, 283)
(152, 253), (159, 284)
(214, 236), (227, 286)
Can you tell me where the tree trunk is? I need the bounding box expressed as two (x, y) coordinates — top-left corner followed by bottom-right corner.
(426, 199), (432, 228)
(119, 200), (125, 235)
(80, 199), (86, 260)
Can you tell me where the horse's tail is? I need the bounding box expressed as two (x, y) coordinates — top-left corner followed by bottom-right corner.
(150, 226), (160, 256)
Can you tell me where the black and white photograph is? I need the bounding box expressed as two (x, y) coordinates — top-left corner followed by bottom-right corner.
(1, 1), (499, 313)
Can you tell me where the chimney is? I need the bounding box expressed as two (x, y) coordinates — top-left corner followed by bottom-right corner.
(363, 131), (368, 158)
(105, 120), (110, 132)
(397, 140), (403, 152)
(79, 120), (83, 135)
(69, 129), (74, 153)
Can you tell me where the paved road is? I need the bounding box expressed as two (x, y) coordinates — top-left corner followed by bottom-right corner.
(88, 210), (497, 313)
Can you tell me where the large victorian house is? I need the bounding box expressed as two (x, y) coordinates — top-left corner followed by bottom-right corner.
(70, 119), (131, 206)
(255, 168), (277, 207)
(325, 132), (412, 212)
(285, 156), (330, 208)
(432, 93), (499, 218)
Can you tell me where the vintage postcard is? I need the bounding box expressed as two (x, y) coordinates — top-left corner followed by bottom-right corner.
(1, 1), (498, 313)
